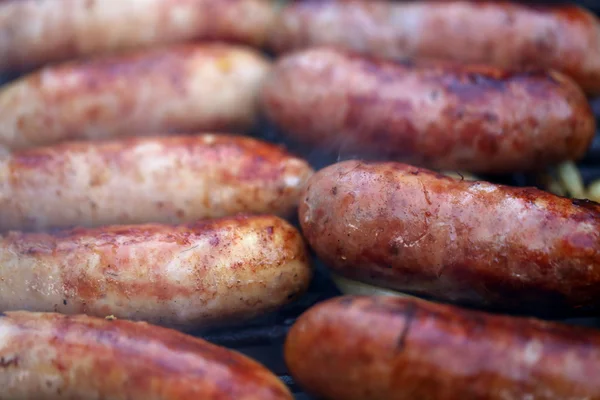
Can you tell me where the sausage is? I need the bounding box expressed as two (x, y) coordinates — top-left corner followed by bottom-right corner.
(299, 160), (600, 316)
(0, 215), (312, 330)
(261, 48), (594, 174)
(285, 295), (600, 400)
(269, 0), (600, 95)
(0, 311), (292, 400)
(0, 43), (271, 150)
(0, 0), (276, 72)
(0, 134), (314, 231)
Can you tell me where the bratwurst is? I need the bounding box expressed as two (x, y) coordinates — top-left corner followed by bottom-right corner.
(0, 215), (312, 330)
(285, 296), (600, 400)
(0, 0), (275, 72)
(0, 311), (292, 399)
(261, 48), (594, 174)
(0, 134), (313, 231)
(269, 0), (600, 95)
(299, 160), (600, 316)
(0, 43), (271, 150)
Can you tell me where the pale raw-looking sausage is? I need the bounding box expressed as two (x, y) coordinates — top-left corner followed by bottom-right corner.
(285, 296), (600, 400)
(299, 160), (600, 316)
(269, 0), (600, 95)
(0, 43), (271, 150)
(0, 0), (276, 72)
(0, 134), (314, 231)
(0, 215), (312, 330)
(0, 311), (292, 399)
(261, 48), (595, 174)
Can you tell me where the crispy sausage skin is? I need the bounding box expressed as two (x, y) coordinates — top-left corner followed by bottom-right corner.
(0, 43), (271, 150)
(269, 1), (600, 95)
(299, 160), (600, 316)
(285, 296), (600, 400)
(0, 215), (312, 330)
(261, 48), (594, 174)
(0, 0), (276, 72)
(0, 311), (292, 400)
(0, 134), (314, 231)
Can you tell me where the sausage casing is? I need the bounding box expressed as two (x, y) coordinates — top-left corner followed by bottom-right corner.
(0, 43), (271, 150)
(299, 160), (600, 316)
(0, 0), (275, 72)
(0, 215), (312, 330)
(261, 48), (594, 174)
(285, 295), (600, 400)
(0, 311), (292, 400)
(269, 0), (600, 95)
(0, 134), (313, 231)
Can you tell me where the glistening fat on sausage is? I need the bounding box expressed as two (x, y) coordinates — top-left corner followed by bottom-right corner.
(0, 134), (314, 231)
(299, 160), (600, 316)
(285, 296), (600, 400)
(261, 48), (595, 174)
(0, 311), (293, 399)
(0, 215), (312, 330)
(0, 43), (271, 150)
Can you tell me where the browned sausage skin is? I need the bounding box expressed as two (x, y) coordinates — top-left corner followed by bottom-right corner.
(285, 295), (600, 400)
(0, 134), (314, 231)
(270, 0), (600, 95)
(299, 160), (600, 316)
(0, 0), (276, 72)
(261, 48), (594, 174)
(0, 215), (312, 330)
(0, 311), (292, 399)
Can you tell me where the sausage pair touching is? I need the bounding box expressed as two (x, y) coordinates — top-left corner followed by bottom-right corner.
(0, 311), (293, 399)
(0, 134), (314, 231)
(270, 0), (600, 95)
(0, 214), (312, 330)
(0, 43), (271, 150)
(262, 48), (595, 174)
(299, 160), (600, 316)
(286, 296), (600, 400)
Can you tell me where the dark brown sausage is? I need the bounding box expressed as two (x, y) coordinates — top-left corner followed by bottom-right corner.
(269, 0), (600, 95)
(285, 295), (600, 400)
(261, 48), (594, 174)
(0, 311), (292, 399)
(299, 160), (600, 316)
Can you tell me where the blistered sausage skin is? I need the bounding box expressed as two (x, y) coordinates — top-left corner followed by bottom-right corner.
(285, 296), (600, 400)
(0, 43), (271, 150)
(0, 215), (312, 330)
(299, 160), (600, 316)
(0, 0), (276, 72)
(0, 311), (292, 400)
(261, 48), (594, 174)
(270, 1), (600, 95)
(0, 134), (314, 231)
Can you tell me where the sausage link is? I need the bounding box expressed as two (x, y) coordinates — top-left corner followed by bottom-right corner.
(0, 0), (276, 72)
(299, 160), (600, 316)
(0, 215), (312, 330)
(0, 311), (292, 399)
(285, 295), (600, 400)
(0, 43), (271, 150)
(261, 48), (594, 174)
(0, 134), (313, 231)
(269, 0), (600, 95)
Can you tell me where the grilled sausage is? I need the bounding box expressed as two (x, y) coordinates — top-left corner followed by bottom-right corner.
(0, 134), (313, 231)
(299, 160), (600, 316)
(0, 311), (292, 399)
(269, 0), (600, 95)
(0, 0), (276, 72)
(0, 43), (271, 150)
(285, 295), (600, 400)
(261, 48), (594, 174)
(0, 215), (312, 330)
